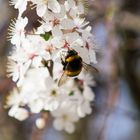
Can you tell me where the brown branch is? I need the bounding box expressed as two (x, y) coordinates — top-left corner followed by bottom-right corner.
(117, 12), (140, 32)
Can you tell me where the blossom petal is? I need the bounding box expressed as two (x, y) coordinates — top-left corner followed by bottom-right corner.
(29, 99), (44, 113)
(83, 86), (95, 101)
(48, 0), (61, 13)
(14, 108), (29, 121)
(60, 19), (75, 29)
(36, 4), (46, 17)
(65, 122), (75, 134)
(53, 118), (64, 131)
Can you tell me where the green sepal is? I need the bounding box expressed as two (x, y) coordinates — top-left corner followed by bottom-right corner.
(69, 91), (74, 96)
(40, 32), (51, 41)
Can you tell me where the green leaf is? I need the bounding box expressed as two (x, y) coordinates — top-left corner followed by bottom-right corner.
(40, 32), (51, 41)
(69, 91), (74, 96)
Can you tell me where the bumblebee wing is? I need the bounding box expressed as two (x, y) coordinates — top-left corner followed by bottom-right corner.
(82, 62), (99, 73)
(58, 72), (70, 87)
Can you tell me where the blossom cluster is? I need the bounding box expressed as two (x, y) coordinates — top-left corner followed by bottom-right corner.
(7, 0), (97, 133)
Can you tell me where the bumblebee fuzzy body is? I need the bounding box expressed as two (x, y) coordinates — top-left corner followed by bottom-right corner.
(62, 49), (83, 77)
(58, 49), (98, 86)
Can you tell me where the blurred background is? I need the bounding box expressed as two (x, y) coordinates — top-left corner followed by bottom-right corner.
(0, 0), (140, 140)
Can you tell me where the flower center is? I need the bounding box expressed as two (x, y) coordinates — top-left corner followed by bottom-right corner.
(51, 90), (57, 96)
(62, 114), (68, 121)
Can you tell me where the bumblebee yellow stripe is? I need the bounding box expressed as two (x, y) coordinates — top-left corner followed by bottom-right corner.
(65, 69), (81, 77)
(66, 55), (80, 62)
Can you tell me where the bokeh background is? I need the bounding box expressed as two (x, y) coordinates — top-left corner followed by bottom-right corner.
(0, 0), (140, 140)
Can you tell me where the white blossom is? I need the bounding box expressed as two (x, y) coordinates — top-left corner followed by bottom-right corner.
(77, 86), (95, 117)
(7, 0), (97, 133)
(31, 0), (61, 17)
(9, 0), (28, 17)
(36, 118), (46, 129)
(52, 102), (79, 133)
(7, 58), (31, 86)
(8, 17), (28, 47)
(64, 0), (85, 18)
(8, 106), (29, 121)
(6, 88), (22, 107)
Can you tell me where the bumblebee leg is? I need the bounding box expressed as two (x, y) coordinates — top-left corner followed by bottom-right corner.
(61, 58), (65, 66)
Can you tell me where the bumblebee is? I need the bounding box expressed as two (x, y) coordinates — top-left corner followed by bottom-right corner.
(58, 49), (98, 86)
